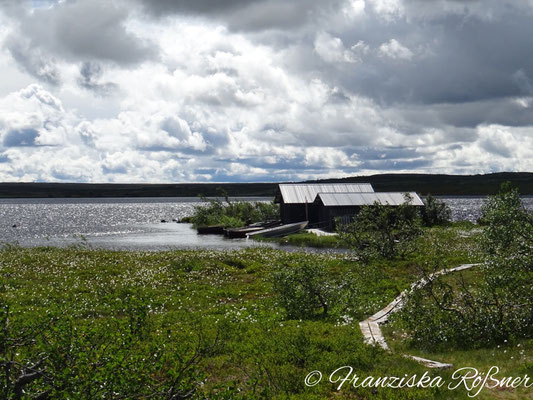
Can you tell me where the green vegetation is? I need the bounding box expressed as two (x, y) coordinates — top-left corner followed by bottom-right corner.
(2, 220), (523, 399)
(191, 198), (279, 228)
(338, 194), (423, 261)
(421, 193), (452, 226)
(253, 232), (344, 248)
(271, 259), (342, 319)
(0, 245), (441, 399)
(393, 183), (533, 349)
(1, 184), (531, 399)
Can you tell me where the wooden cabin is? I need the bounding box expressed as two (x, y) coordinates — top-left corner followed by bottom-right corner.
(313, 192), (424, 231)
(274, 183), (374, 228)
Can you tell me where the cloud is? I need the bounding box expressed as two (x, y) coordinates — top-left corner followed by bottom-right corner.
(314, 32), (361, 63)
(136, 0), (345, 31)
(3, 0), (157, 75)
(379, 39), (413, 60)
(78, 62), (119, 95)
(309, 2), (533, 112)
(3, 128), (39, 147)
(136, 0), (257, 16)
(0, 0), (532, 183)
(0, 84), (73, 150)
(369, 0), (404, 18)
(5, 36), (62, 85)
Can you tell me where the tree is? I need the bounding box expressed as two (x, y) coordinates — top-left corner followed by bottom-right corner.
(421, 194), (451, 226)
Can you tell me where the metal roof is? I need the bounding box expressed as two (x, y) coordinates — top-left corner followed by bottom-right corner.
(277, 183), (374, 204)
(315, 192), (424, 207)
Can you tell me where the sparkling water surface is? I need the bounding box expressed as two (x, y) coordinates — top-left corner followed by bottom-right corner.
(0, 196), (531, 251)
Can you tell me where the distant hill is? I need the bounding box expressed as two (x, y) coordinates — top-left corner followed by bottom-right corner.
(0, 172), (531, 198)
(0, 182), (277, 198)
(308, 172), (533, 196)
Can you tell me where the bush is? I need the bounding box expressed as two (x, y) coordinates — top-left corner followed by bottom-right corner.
(338, 194), (422, 261)
(191, 198), (279, 228)
(420, 194), (451, 226)
(271, 259), (344, 320)
(479, 181), (532, 256)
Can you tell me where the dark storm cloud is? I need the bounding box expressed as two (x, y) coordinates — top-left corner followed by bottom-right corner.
(431, 100), (533, 128)
(136, 0), (344, 31)
(4, 0), (157, 72)
(334, 10), (533, 107)
(136, 0), (256, 15)
(78, 62), (118, 95)
(3, 128), (40, 147)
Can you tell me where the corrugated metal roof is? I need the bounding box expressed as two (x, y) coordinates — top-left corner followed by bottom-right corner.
(278, 183), (374, 204)
(315, 192), (424, 207)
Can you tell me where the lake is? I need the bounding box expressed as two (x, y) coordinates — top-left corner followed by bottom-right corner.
(0, 196), (531, 250)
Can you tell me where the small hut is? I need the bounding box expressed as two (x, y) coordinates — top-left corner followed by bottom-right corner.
(274, 183), (374, 227)
(314, 191), (424, 231)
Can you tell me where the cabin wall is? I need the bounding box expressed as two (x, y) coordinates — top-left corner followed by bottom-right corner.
(320, 206), (361, 231)
(280, 201), (320, 226)
(320, 204), (421, 231)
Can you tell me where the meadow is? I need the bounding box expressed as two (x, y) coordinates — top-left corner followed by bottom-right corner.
(1, 219), (531, 399)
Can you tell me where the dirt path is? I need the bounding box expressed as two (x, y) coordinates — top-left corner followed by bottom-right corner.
(359, 263), (479, 369)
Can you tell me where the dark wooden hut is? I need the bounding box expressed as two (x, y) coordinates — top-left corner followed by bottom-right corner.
(274, 183), (374, 228)
(314, 191), (424, 231)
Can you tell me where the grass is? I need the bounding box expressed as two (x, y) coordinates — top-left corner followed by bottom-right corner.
(0, 222), (529, 399)
(384, 323), (533, 400)
(252, 221), (481, 251)
(252, 232), (345, 248)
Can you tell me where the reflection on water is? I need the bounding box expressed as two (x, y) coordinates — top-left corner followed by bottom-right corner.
(85, 223), (280, 251)
(0, 197), (275, 251)
(436, 196), (532, 222)
(0, 196), (531, 251)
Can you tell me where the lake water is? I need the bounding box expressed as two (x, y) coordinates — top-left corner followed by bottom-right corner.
(0, 196), (531, 251)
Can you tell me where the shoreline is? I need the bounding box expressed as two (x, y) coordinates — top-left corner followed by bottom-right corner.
(1, 172), (531, 198)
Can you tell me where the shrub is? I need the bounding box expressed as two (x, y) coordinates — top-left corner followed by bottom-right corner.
(479, 181), (532, 256)
(191, 199), (279, 228)
(420, 194), (451, 226)
(338, 194), (422, 261)
(271, 259), (343, 320)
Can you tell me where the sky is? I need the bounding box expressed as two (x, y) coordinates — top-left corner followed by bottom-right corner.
(0, 0), (532, 183)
